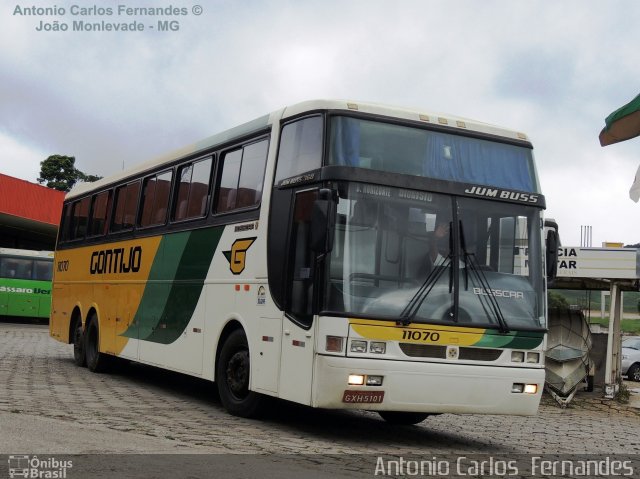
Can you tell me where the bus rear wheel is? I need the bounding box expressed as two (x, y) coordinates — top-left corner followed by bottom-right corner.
(84, 315), (109, 373)
(216, 329), (265, 418)
(72, 320), (86, 367)
(378, 411), (429, 425)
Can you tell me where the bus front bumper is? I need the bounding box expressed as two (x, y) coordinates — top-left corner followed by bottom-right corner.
(312, 354), (545, 416)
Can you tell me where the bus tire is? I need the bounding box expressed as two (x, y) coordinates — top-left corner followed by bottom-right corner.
(216, 329), (265, 418)
(378, 411), (429, 425)
(72, 319), (86, 367)
(84, 314), (109, 373)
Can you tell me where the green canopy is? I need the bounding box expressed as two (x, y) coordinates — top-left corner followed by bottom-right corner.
(599, 93), (640, 146)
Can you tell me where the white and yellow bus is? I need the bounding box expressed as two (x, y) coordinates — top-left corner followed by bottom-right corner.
(50, 100), (555, 424)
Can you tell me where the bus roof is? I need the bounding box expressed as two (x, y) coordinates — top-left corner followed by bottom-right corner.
(66, 99), (530, 201)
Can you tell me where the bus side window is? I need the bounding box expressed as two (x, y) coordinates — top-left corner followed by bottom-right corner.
(34, 260), (53, 281)
(111, 181), (141, 232)
(286, 189), (318, 327)
(6, 259), (34, 280)
(275, 116), (323, 183)
(88, 190), (111, 237)
(173, 158), (212, 222)
(215, 138), (268, 214)
(59, 204), (72, 243)
(70, 197), (91, 240)
(237, 139), (268, 209)
(0, 258), (14, 278)
(140, 170), (173, 227)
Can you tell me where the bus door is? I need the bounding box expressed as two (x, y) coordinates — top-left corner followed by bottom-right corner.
(279, 317), (315, 404)
(277, 189), (318, 404)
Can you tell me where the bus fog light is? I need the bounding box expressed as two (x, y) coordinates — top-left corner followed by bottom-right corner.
(369, 342), (386, 354)
(524, 384), (538, 394)
(348, 374), (365, 385)
(326, 336), (344, 353)
(511, 351), (525, 363)
(511, 383), (524, 393)
(366, 375), (383, 386)
(350, 340), (367, 353)
(526, 352), (540, 363)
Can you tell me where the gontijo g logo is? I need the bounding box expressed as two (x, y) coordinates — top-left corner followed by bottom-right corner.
(223, 238), (256, 275)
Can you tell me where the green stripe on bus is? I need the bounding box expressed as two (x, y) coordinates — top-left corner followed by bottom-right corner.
(474, 330), (544, 349)
(122, 226), (224, 343)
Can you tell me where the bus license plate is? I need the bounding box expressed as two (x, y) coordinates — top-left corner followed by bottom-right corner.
(342, 390), (385, 404)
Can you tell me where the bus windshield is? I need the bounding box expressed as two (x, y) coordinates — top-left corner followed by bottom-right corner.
(323, 182), (544, 331)
(329, 116), (539, 193)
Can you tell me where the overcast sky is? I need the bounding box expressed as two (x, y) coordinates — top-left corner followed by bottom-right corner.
(1, 0), (639, 246)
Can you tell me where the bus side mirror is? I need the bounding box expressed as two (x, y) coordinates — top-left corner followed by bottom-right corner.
(545, 230), (559, 280)
(310, 189), (336, 256)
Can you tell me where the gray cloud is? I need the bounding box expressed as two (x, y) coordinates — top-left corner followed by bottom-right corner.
(2, 0), (640, 245)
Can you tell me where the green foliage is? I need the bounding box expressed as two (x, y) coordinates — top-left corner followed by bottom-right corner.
(550, 289), (640, 314)
(616, 380), (630, 404)
(37, 154), (102, 192)
(548, 291), (570, 309)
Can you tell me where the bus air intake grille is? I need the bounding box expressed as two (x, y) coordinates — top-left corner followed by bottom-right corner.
(399, 343), (446, 358)
(399, 344), (502, 361)
(458, 347), (502, 361)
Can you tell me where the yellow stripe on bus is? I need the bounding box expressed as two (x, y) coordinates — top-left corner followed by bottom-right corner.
(52, 236), (163, 354)
(349, 318), (487, 346)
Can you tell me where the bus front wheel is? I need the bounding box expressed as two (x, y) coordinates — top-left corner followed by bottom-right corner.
(72, 320), (86, 367)
(84, 315), (109, 373)
(216, 329), (265, 418)
(378, 411), (430, 425)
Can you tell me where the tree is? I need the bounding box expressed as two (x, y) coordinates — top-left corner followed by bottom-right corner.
(37, 155), (102, 192)
(548, 291), (570, 310)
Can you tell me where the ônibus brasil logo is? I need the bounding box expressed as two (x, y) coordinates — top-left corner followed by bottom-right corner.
(7, 455), (73, 478)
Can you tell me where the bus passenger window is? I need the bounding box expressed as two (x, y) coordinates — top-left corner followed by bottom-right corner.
(140, 170), (173, 227)
(216, 150), (242, 213)
(59, 205), (72, 243)
(0, 259), (16, 278)
(173, 158), (212, 222)
(70, 197), (90, 240)
(237, 140), (268, 209)
(111, 181), (140, 232)
(215, 138), (269, 213)
(88, 190), (111, 237)
(34, 260), (53, 281)
(3, 259), (34, 280)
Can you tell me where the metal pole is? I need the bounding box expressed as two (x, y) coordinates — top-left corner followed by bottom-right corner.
(604, 282), (622, 398)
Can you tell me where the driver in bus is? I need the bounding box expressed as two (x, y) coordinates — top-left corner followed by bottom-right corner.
(430, 221), (451, 267)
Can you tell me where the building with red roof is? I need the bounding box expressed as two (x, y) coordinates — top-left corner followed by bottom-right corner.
(0, 173), (65, 250)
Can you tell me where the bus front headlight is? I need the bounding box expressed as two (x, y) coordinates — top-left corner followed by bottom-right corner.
(350, 340), (367, 353)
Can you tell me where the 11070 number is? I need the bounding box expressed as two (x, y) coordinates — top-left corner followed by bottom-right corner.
(401, 330), (441, 342)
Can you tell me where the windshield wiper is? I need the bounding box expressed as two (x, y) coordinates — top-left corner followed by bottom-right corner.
(400, 223), (455, 326)
(398, 255), (451, 326)
(459, 221), (510, 334)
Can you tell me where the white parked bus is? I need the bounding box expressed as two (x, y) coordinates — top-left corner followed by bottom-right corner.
(50, 100), (554, 424)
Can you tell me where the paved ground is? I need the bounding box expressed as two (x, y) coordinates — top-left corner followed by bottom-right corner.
(1, 321), (639, 477)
